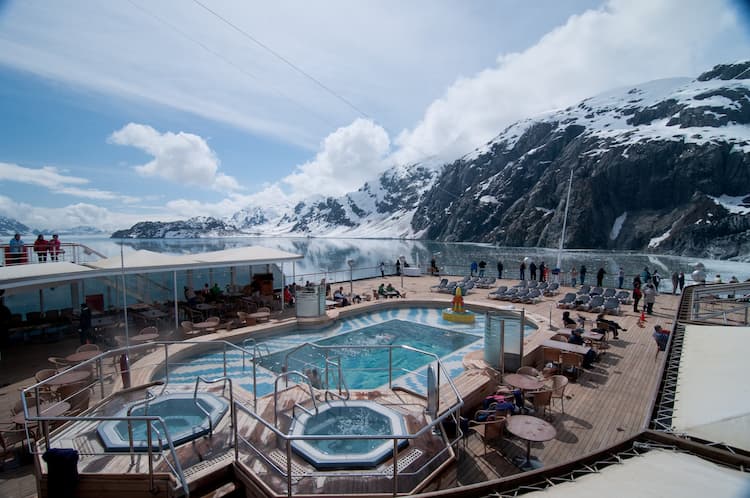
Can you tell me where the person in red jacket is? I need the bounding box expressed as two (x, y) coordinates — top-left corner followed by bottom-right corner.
(33, 234), (49, 262)
(49, 234), (63, 261)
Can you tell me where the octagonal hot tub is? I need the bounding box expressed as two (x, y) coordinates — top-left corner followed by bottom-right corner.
(290, 400), (409, 469)
(98, 392), (228, 452)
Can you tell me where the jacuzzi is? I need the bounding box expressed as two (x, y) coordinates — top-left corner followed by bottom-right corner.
(290, 400), (409, 469)
(98, 392), (228, 452)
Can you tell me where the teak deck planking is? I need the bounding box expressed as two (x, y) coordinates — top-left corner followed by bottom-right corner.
(26, 275), (679, 497)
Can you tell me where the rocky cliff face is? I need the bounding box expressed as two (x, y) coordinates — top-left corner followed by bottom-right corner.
(111, 217), (237, 239)
(109, 62), (750, 260)
(412, 61), (750, 259)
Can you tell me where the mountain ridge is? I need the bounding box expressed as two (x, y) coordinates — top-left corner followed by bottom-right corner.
(20, 61), (750, 259)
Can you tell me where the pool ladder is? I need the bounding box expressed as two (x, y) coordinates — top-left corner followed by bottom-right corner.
(193, 376), (234, 440)
(125, 391), (164, 462)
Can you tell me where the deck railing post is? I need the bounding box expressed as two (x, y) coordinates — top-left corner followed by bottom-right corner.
(147, 421), (155, 492)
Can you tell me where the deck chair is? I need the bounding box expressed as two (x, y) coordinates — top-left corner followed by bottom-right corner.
(616, 290), (632, 304)
(542, 348), (562, 373)
(603, 297), (621, 315)
(523, 289), (542, 304)
(516, 366), (539, 377)
(560, 352), (584, 380)
(602, 288), (616, 299)
(527, 281), (539, 289)
(510, 289), (529, 303)
(48, 357), (70, 370)
(544, 282), (560, 296)
(588, 295), (605, 313)
(0, 423), (31, 467)
(548, 375), (569, 413)
(76, 344), (100, 353)
(537, 281), (548, 291)
(57, 382), (91, 416)
(488, 286), (508, 299)
(577, 285), (591, 295)
(430, 278), (449, 292)
(590, 286), (603, 296)
(574, 294), (591, 311)
(468, 412), (507, 455)
(499, 288), (518, 301)
(557, 293), (576, 308)
(529, 389), (553, 419)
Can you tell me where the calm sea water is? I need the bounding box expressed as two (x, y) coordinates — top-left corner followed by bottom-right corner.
(81, 235), (750, 288)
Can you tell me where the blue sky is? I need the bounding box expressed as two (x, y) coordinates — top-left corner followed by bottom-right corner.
(0, 0), (748, 232)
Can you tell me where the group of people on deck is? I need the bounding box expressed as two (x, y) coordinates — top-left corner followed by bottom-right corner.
(377, 283), (402, 298)
(6, 233), (63, 264)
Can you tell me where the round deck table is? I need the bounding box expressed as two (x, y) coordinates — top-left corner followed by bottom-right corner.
(504, 373), (544, 391)
(506, 415), (557, 470)
(65, 350), (100, 363)
(130, 332), (160, 343)
(45, 370), (91, 386)
(12, 401), (71, 425)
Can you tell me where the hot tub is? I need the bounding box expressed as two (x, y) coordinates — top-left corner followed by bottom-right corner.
(290, 400), (409, 469)
(98, 392), (228, 452)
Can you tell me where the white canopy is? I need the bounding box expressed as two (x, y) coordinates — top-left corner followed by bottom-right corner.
(1, 246), (303, 292)
(672, 325), (750, 451)
(522, 449), (749, 498)
(85, 246), (302, 274)
(0, 262), (95, 290)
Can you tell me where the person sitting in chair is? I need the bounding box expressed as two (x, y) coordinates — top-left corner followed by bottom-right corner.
(568, 329), (597, 368)
(385, 283), (401, 298)
(333, 287), (350, 306)
(596, 313), (626, 339)
(377, 283), (388, 298)
(562, 311), (576, 328)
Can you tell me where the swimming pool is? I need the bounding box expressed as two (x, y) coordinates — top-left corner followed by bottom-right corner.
(158, 306), (535, 396)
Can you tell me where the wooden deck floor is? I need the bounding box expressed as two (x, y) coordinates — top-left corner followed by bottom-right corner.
(22, 275), (680, 497)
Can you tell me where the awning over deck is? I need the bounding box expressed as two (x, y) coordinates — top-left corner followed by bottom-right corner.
(671, 324), (750, 452)
(0, 261), (95, 289)
(522, 450), (748, 497)
(0, 246), (303, 292)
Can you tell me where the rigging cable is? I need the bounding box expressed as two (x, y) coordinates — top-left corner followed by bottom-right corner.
(190, 0), (371, 120)
(124, 0), (338, 130)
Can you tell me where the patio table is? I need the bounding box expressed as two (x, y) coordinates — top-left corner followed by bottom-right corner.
(506, 414), (557, 470)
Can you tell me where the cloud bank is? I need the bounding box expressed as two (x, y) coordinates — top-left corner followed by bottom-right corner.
(108, 123), (242, 192)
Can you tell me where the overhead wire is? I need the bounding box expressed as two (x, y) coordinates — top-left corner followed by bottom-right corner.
(190, 0), (371, 120)
(124, 0), (340, 130)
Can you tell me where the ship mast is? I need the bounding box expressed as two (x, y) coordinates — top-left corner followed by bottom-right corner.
(556, 170), (573, 270)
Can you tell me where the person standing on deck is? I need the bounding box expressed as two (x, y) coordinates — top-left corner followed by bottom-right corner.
(478, 260), (486, 277)
(632, 276), (642, 312)
(539, 261), (546, 282)
(380, 262), (385, 278)
(618, 267), (625, 289)
(671, 271), (679, 294)
(497, 260), (503, 279)
(570, 267), (578, 287)
(529, 261), (537, 281)
(49, 234), (63, 261)
(8, 233), (24, 265)
(678, 272), (685, 293)
(643, 283), (656, 315)
(470, 261), (478, 277)
(78, 303), (92, 345)
(596, 267), (606, 287)
(579, 265), (587, 285)
(395, 259), (401, 276)
(519, 261), (526, 280)
(33, 234), (48, 262)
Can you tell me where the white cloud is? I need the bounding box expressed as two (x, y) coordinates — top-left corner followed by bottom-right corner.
(281, 119), (390, 199)
(0, 195), (154, 232)
(393, 0), (749, 166)
(0, 162), (139, 202)
(108, 123), (242, 191)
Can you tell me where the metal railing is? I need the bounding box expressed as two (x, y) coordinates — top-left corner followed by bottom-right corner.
(234, 343), (464, 497)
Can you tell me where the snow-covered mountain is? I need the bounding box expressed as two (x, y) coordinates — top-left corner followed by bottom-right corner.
(108, 61), (750, 259)
(412, 60), (750, 258)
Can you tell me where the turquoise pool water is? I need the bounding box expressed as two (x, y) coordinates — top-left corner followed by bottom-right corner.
(158, 307), (534, 396)
(258, 319), (478, 389)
